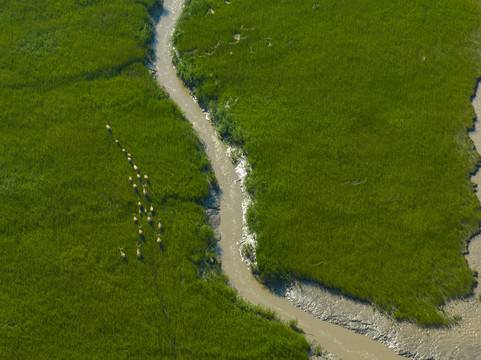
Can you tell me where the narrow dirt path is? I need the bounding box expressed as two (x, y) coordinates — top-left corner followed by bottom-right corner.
(152, 1), (405, 359)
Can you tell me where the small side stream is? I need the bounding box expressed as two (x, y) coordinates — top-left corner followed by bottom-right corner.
(151, 1), (481, 359)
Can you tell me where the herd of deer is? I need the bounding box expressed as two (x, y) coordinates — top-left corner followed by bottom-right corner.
(106, 122), (163, 262)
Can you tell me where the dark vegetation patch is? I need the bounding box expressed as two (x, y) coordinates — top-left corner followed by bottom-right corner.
(174, 0), (481, 326)
(0, 0), (309, 358)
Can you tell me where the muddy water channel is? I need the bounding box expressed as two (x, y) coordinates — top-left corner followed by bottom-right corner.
(152, 1), (481, 359)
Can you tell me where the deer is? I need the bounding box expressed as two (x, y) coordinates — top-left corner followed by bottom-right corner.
(144, 174), (150, 186)
(158, 220), (163, 232)
(133, 215), (138, 225)
(106, 123), (111, 134)
(136, 173), (142, 182)
(114, 139), (120, 146)
(119, 247), (126, 261)
(147, 215), (153, 226)
(133, 164), (139, 173)
(132, 183), (138, 193)
(129, 175), (133, 184)
(136, 243), (142, 260)
(156, 235), (162, 247)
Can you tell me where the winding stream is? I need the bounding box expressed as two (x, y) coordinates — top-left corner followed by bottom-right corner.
(152, 1), (481, 359)
(152, 1), (403, 359)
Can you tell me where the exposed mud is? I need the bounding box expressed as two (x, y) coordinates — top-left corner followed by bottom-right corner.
(225, 146), (257, 266)
(151, 1), (481, 359)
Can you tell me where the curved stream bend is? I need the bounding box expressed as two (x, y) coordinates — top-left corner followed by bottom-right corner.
(153, 1), (404, 359)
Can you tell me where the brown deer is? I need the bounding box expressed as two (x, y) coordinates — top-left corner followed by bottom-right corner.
(136, 243), (142, 260)
(119, 247), (126, 261)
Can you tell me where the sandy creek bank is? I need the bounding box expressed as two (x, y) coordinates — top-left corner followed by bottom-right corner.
(151, 1), (481, 359)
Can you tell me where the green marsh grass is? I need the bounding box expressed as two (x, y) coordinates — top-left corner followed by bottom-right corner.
(174, 0), (481, 326)
(0, 0), (309, 358)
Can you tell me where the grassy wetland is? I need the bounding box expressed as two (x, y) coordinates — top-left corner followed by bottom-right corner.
(174, 0), (481, 326)
(0, 0), (310, 358)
